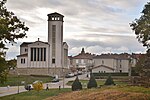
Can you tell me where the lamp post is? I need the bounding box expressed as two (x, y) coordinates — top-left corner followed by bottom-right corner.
(17, 73), (20, 94)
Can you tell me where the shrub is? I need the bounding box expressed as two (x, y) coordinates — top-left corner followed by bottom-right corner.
(33, 81), (43, 92)
(72, 76), (82, 91)
(87, 73), (97, 89)
(104, 74), (115, 85)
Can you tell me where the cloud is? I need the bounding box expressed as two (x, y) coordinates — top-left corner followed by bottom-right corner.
(65, 34), (146, 55)
(5, 0), (148, 59)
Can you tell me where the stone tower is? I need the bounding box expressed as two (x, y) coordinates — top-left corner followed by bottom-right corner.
(47, 12), (64, 68)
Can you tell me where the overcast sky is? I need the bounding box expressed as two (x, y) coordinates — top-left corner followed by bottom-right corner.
(5, 0), (148, 59)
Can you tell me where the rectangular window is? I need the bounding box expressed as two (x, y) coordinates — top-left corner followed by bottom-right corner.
(24, 59), (25, 63)
(120, 70), (122, 73)
(41, 48), (43, 61)
(76, 59), (79, 63)
(21, 58), (25, 64)
(21, 59), (23, 63)
(52, 25), (56, 57)
(37, 48), (40, 61)
(34, 48), (36, 61)
(31, 48), (33, 61)
(52, 59), (55, 64)
(44, 48), (46, 61)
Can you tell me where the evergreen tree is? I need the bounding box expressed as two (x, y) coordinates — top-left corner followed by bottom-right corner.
(104, 75), (115, 85)
(87, 73), (97, 89)
(72, 76), (82, 91)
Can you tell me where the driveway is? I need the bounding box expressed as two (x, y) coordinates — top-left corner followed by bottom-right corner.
(0, 73), (88, 97)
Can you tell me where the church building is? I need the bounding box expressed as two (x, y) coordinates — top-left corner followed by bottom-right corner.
(17, 12), (69, 77)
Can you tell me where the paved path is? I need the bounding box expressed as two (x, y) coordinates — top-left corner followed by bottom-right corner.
(0, 73), (88, 97)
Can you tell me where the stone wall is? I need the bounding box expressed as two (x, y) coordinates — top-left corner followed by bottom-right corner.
(10, 68), (70, 77)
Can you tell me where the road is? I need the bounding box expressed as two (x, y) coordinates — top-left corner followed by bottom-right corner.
(0, 73), (88, 97)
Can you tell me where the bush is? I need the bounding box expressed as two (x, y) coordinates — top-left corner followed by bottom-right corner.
(72, 76), (82, 91)
(104, 74), (115, 85)
(33, 81), (43, 92)
(87, 73), (97, 89)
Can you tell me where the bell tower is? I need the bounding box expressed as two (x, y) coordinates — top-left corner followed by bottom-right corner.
(47, 12), (64, 68)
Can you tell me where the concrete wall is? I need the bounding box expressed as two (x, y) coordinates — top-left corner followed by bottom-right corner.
(48, 21), (63, 68)
(92, 67), (114, 73)
(16, 68), (70, 77)
(94, 58), (116, 69)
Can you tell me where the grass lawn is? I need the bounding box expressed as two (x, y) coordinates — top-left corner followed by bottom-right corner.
(0, 88), (71, 100)
(45, 86), (150, 100)
(0, 74), (53, 87)
(67, 79), (128, 87)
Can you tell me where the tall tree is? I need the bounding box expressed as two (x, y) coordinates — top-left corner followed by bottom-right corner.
(130, 2), (150, 78)
(130, 2), (150, 50)
(0, 0), (29, 83)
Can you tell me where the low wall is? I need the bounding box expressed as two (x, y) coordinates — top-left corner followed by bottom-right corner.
(10, 68), (70, 77)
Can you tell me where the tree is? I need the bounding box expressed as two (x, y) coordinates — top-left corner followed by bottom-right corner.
(104, 74), (115, 85)
(87, 73), (97, 89)
(130, 2), (150, 49)
(0, 57), (8, 84)
(0, 0), (29, 83)
(33, 81), (43, 92)
(130, 2), (150, 78)
(7, 59), (17, 70)
(72, 76), (82, 91)
(134, 55), (147, 75)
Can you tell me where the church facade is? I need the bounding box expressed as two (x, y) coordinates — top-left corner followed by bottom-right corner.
(17, 12), (69, 77)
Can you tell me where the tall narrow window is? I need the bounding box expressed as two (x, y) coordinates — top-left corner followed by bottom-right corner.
(37, 48), (40, 61)
(41, 48), (43, 61)
(31, 48), (33, 61)
(52, 25), (56, 57)
(52, 59), (55, 64)
(44, 48), (46, 61)
(34, 48), (36, 61)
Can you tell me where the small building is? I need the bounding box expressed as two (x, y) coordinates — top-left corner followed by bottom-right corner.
(71, 48), (95, 71)
(93, 54), (130, 73)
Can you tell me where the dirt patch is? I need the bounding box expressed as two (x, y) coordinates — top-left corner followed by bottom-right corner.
(44, 89), (150, 100)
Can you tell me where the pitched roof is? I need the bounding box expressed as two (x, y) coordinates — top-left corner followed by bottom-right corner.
(17, 53), (28, 57)
(94, 54), (130, 60)
(20, 41), (49, 47)
(92, 65), (114, 70)
(47, 12), (64, 17)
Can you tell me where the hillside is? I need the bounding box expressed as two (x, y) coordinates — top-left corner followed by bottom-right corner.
(45, 86), (150, 100)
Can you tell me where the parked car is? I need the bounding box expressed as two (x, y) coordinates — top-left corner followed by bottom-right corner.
(51, 78), (59, 83)
(65, 73), (74, 78)
(78, 71), (82, 75)
(24, 84), (33, 90)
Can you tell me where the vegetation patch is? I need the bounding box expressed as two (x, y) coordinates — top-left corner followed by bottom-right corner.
(45, 86), (150, 100)
(0, 88), (71, 100)
(0, 74), (53, 87)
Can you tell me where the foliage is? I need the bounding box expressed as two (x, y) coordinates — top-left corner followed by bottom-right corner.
(7, 59), (17, 69)
(87, 73), (97, 88)
(72, 76), (82, 91)
(33, 81), (43, 92)
(0, 0), (28, 84)
(135, 55), (147, 75)
(0, 88), (71, 100)
(0, 75), (53, 87)
(104, 74), (115, 85)
(130, 2), (150, 49)
(0, 56), (8, 84)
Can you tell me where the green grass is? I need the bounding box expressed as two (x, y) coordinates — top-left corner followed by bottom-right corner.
(67, 79), (128, 87)
(0, 88), (71, 100)
(0, 75), (53, 87)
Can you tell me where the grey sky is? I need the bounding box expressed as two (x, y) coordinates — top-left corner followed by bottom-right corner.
(5, 0), (148, 59)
